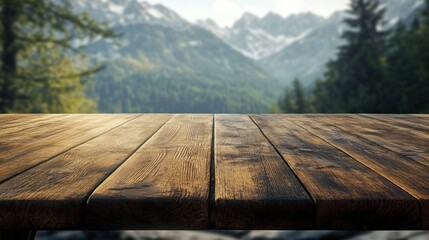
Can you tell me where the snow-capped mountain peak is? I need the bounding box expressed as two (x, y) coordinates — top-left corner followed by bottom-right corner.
(232, 12), (260, 29)
(260, 12), (284, 25)
(198, 11), (325, 60)
(196, 19), (226, 38)
(74, 0), (189, 28)
(258, 0), (425, 87)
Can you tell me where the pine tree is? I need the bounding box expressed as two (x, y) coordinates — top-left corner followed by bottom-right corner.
(312, 0), (388, 113)
(279, 89), (295, 113)
(278, 78), (308, 113)
(0, 0), (116, 113)
(311, 62), (343, 113)
(382, 0), (429, 113)
(341, 0), (387, 112)
(293, 79), (306, 113)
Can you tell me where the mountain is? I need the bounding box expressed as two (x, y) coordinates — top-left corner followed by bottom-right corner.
(380, 0), (426, 27)
(198, 12), (325, 59)
(75, 0), (189, 28)
(199, 0), (426, 87)
(258, 0), (426, 87)
(259, 11), (346, 87)
(74, 0), (283, 113)
(76, 0), (426, 113)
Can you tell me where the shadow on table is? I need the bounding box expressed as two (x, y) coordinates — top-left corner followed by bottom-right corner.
(35, 231), (429, 240)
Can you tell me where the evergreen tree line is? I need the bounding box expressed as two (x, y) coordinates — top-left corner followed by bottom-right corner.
(278, 0), (429, 114)
(2, 0), (428, 114)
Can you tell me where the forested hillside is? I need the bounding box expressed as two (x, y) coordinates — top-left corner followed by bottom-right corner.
(86, 23), (281, 113)
(1, 0), (427, 114)
(77, 0), (283, 113)
(277, 0), (429, 113)
(200, 0), (425, 88)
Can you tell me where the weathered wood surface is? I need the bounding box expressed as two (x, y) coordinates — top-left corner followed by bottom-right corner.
(0, 114), (428, 231)
(0, 114), (56, 126)
(0, 115), (76, 137)
(87, 115), (212, 229)
(0, 115), (172, 229)
(285, 115), (429, 229)
(251, 115), (421, 229)
(361, 114), (429, 133)
(0, 114), (138, 184)
(213, 115), (312, 229)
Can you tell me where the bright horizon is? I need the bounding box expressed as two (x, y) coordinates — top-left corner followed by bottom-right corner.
(147, 0), (350, 27)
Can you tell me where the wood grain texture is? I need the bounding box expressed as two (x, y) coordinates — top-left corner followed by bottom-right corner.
(0, 115), (137, 183)
(360, 114), (429, 133)
(87, 115), (213, 230)
(0, 115), (172, 230)
(0, 114), (108, 141)
(251, 115), (421, 229)
(412, 114), (429, 118)
(0, 114), (56, 126)
(386, 114), (429, 125)
(213, 115), (313, 229)
(0, 114), (428, 231)
(287, 115), (429, 229)
(0, 115), (77, 137)
(315, 115), (429, 168)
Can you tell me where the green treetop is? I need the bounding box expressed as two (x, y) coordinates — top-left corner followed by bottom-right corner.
(0, 0), (117, 113)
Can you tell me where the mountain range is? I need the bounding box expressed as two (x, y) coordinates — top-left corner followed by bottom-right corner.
(197, 12), (325, 60)
(198, 0), (425, 86)
(75, 0), (283, 113)
(75, 0), (426, 113)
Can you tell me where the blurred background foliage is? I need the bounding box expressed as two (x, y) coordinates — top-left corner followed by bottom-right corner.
(0, 0), (115, 113)
(278, 0), (429, 114)
(0, 0), (428, 113)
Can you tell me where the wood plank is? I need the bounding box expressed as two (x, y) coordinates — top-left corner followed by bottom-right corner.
(0, 114), (50, 123)
(314, 115), (429, 168)
(412, 114), (429, 118)
(213, 115), (313, 229)
(87, 114), (212, 229)
(0, 114), (91, 139)
(389, 114), (429, 125)
(0, 114), (35, 122)
(360, 114), (429, 133)
(0, 115), (63, 129)
(251, 115), (421, 229)
(0, 114), (172, 229)
(0, 115), (137, 183)
(287, 115), (429, 229)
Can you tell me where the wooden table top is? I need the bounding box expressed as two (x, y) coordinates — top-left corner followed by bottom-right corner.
(0, 114), (428, 230)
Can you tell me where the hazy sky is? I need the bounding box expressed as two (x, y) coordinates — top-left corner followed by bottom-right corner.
(148, 0), (350, 27)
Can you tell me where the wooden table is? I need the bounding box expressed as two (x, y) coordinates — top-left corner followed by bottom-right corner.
(0, 114), (428, 239)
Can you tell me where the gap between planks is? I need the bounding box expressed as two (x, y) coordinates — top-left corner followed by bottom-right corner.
(320, 115), (429, 168)
(86, 114), (213, 229)
(287, 115), (429, 228)
(0, 114), (174, 229)
(287, 115), (421, 198)
(208, 114), (216, 228)
(0, 115), (141, 185)
(248, 115), (317, 228)
(81, 114), (175, 228)
(358, 114), (429, 133)
(252, 115), (421, 228)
